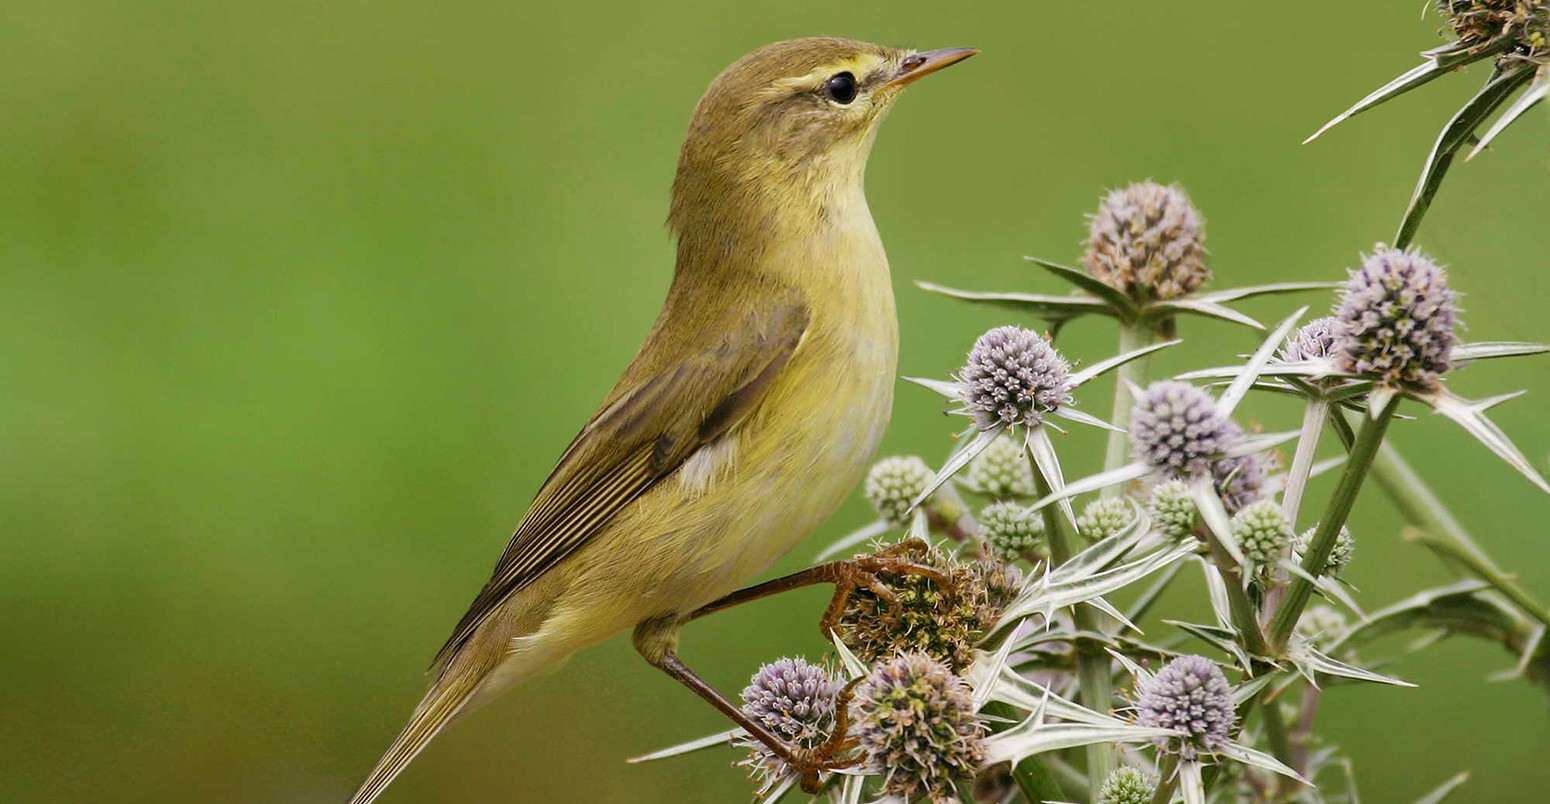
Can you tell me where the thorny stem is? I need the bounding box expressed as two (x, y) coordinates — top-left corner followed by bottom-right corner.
(1028, 447), (1116, 799)
(1198, 525), (1269, 657)
(1370, 439), (1550, 629)
(1150, 755), (1181, 804)
(1102, 321), (1156, 496)
(1270, 395), (1399, 648)
(1281, 398), (1328, 527)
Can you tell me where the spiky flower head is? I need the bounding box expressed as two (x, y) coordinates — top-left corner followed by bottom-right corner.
(1281, 316), (1341, 362)
(956, 326), (1073, 430)
(1436, 0), (1549, 60)
(1148, 480), (1198, 541)
(1131, 381), (1236, 478)
(963, 433), (1036, 499)
(980, 501), (1046, 562)
(865, 456), (934, 525)
(853, 652), (987, 803)
(1295, 525), (1356, 577)
(1230, 500), (1293, 565)
(1078, 497), (1137, 542)
(1134, 654), (1236, 759)
(1084, 181), (1210, 301)
(735, 658), (841, 788)
(1294, 604), (1350, 649)
(837, 545), (1016, 671)
(1333, 246), (1458, 389)
(1098, 766), (1158, 804)
(1212, 450), (1269, 515)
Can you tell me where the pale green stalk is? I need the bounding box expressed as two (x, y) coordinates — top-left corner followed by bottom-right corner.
(1149, 755), (1181, 804)
(1270, 396), (1399, 648)
(1280, 398), (1328, 527)
(1029, 449), (1115, 799)
(1101, 322), (1155, 495)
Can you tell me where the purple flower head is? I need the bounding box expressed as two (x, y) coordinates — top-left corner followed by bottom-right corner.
(1333, 246), (1458, 388)
(736, 657), (841, 786)
(1134, 654), (1236, 759)
(1211, 449), (1269, 515)
(1130, 381), (1236, 478)
(957, 326), (1073, 430)
(1280, 316), (1341, 362)
(1084, 181), (1210, 301)
(854, 652), (986, 802)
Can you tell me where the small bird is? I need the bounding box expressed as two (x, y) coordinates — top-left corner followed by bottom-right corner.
(349, 37), (976, 803)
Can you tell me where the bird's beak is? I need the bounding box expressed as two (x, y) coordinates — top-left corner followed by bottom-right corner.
(885, 47), (979, 89)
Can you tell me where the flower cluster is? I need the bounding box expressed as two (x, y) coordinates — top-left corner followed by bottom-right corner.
(1231, 500), (1294, 566)
(864, 455), (935, 525)
(1333, 246), (1458, 388)
(1130, 381), (1236, 478)
(735, 658), (840, 787)
(956, 326), (1073, 429)
(1148, 480), (1198, 541)
(980, 501), (1045, 562)
(1078, 497), (1136, 542)
(1098, 766), (1157, 804)
(1134, 655), (1236, 760)
(962, 433), (1035, 499)
(1084, 182), (1210, 301)
(853, 653), (987, 802)
(836, 545), (1018, 671)
(1437, 0), (1550, 61)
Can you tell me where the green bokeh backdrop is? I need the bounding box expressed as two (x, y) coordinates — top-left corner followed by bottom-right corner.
(3, 2), (1547, 802)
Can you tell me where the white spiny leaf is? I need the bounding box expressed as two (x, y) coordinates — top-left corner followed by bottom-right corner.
(830, 630), (868, 680)
(1218, 740), (1309, 783)
(1070, 339), (1182, 386)
(1180, 759), (1207, 804)
(1217, 307), (1307, 417)
(815, 519), (892, 561)
(909, 426), (1005, 511)
(1429, 389), (1550, 493)
(903, 375), (962, 399)
(1449, 341), (1550, 362)
(628, 728), (743, 763)
(1051, 406), (1125, 432)
(1222, 430), (1300, 459)
(1027, 461), (1152, 514)
(1412, 771), (1471, 804)
(1191, 479), (1245, 567)
(1026, 426), (1078, 529)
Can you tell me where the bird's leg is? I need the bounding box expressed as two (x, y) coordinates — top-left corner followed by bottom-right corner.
(685, 537), (947, 635)
(634, 622), (856, 794)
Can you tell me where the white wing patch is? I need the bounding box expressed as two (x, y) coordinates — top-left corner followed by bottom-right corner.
(677, 435), (739, 497)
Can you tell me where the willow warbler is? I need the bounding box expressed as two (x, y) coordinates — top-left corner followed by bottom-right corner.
(349, 37), (975, 803)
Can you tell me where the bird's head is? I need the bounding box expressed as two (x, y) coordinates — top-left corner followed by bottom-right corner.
(669, 38), (975, 234)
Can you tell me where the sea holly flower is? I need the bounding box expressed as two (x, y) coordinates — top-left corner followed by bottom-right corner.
(1304, 2), (1550, 244)
(903, 324), (1176, 529)
(864, 456), (935, 526)
(1133, 654), (1236, 760)
(852, 653), (987, 803)
(918, 183), (1332, 336)
(1098, 766), (1157, 804)
(980, 501), (1046, 563)
(733, 658), (842, 795)
(1190, 247), (1550, 493)
(1078, 497), (1137, 542)
(1231, 500), (1295, 569)
(961, 432), (1036, 499)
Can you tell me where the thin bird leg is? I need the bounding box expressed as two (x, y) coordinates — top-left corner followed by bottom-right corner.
(644, 651), (854, 794)
(684, 537), (947, 637)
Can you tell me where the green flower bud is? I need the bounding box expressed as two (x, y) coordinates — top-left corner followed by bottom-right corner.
(963, 433), (1035, 499)
(980, 501), (1045, 562)
(1230, 500), (1293, 566)
(1078, 497), (1136, 542)
(865, 456), (934, 525)
(1147, 480), (1197, 541)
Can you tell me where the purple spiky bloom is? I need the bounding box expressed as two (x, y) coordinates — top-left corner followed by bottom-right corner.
(1084, 182), (1210, 301)
(1130, 381), (1236, 478)
(854, 652), (986, 803)
(956, 326), (1073, 430)
(735, 657), (841, 787)
(1134, 655), (1236, 759)
(1333, 246), (1458, 388)
(1280, 316), (1341, 362)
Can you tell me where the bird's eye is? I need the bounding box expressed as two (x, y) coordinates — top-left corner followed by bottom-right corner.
(823, 72), (858, 104)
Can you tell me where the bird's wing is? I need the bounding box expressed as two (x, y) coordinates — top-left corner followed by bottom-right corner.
(431, 292), (810, 667)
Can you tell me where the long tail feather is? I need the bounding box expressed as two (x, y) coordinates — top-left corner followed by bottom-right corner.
(347, 667), (482, 804)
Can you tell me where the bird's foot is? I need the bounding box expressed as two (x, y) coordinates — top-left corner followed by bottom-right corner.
(819, 537), (950, 635)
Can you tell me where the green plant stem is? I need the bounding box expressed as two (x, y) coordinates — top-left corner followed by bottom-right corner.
(1150, 755), (1181, 804)
(1260, 699), (1294, 789)
(1369, 439), (1550, 629)
(1197, 522), (1269, 657)
(1101, 321), (1155, 497)
(1029, 453), (1115, 799)
(1269, 396), (1399, 648)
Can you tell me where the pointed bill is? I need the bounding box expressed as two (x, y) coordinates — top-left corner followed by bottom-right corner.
(1217, 307), (1307, 417)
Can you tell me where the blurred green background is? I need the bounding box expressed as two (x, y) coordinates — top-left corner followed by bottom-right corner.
(3, 1), (1547, 802)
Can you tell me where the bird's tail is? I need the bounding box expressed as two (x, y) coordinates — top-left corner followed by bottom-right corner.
(347, 661), (485, 804)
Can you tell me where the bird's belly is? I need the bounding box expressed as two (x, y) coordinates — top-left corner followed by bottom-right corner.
(561, 336), (897, 629)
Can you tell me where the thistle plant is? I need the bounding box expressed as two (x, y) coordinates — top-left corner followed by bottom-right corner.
(637, 13), (1548, 799)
